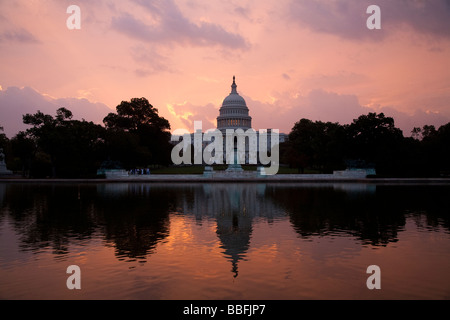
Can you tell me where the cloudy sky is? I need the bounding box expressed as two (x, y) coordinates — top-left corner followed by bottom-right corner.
(1, 0), (450, 137)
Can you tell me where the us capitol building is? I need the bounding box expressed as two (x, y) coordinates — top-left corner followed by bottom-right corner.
(217, 76), (253, 131)
(187, 76), (287, 165)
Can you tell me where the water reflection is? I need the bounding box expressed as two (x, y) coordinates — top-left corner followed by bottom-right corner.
(0, 183), (5, 206)
(202, 184), (278, 277)
(0, 184), (98, 256)
(95, 184), (173, 262)
(0, 182), (449, 275)
(0, 183), (174, 262)
(265, 183), (450, 245)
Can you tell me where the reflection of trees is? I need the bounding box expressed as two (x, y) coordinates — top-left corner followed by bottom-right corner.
(95, 184), (173, 262)
(0, 183), (174, 262)
(267, 185), (403, 246)
(266, 184), (450, 246)
(1, 184), (98, 255)
(1, 182), (449, 268)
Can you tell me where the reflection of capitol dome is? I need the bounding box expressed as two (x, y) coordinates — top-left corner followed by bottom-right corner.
(216, 214), (252, 278)
(217, 76), (252, 131)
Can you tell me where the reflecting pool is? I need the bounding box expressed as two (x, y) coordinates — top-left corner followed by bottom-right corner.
(0, 182), (449, 299)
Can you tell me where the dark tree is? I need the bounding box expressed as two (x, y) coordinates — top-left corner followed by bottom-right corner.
(0, 126), (12, 170)
(0, 126), (8, 154)
(103, 97), (172, 167)
(419, 123), (450, 176)
(288, 119), (346, 173)
(9, 131), (36, 177)
(0, 126), (6, 143)
(346, 113), (404, 175)
(103, 97), (170, 132)
(21, 108), (106, 178)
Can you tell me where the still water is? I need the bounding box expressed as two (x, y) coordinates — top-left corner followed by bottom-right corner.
(0, 182), (449, 300)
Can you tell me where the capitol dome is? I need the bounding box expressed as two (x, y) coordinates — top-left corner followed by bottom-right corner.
(217, 76), (252, 131)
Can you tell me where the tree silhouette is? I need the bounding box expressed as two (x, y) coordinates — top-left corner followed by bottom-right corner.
(286, 112), (450, 177)
(21, 107), (105, 178)
(287, 119), (346, 173)
(4, 103), (450, 179)
(103, 97), (172, 167)
(103, 97), (170, 132)
(0, 126), (8, 156)
(346, 112), (404, 175)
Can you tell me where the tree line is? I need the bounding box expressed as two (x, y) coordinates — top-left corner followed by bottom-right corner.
(281, 112), (450, 177)
(0, 97), (172, 178)
(1, 98), (449, 178)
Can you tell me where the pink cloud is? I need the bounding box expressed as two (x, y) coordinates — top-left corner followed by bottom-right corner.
(244, 89), (449, 135)
(0, 86), (112, 137)
(0, 28), (40, 44)
(288, 0), (450, 40)
(111, 0), (249, 49)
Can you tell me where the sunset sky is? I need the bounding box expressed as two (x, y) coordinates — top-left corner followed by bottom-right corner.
(1, 0), (450, 137)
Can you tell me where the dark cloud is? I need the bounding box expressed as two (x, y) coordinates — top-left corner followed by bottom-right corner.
(130, 45), (175, 75)
(288, 0), (450, 41)
(377, 106), (450, 136)
(303, 71), (368, 88)
(0, 28), (40, 44)
(112, 0), (249, 49)
(244, 89), (448, 135)
(234, 6), (252, 20)
(0, 86), (112, 137)
(248, 89), (371, 132)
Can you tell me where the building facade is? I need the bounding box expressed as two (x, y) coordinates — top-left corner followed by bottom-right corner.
(216, 76), (287, 166)
(173, 76), (287, 166)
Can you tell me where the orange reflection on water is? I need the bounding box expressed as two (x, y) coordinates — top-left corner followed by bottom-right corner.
(1, 183), (450, 300)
